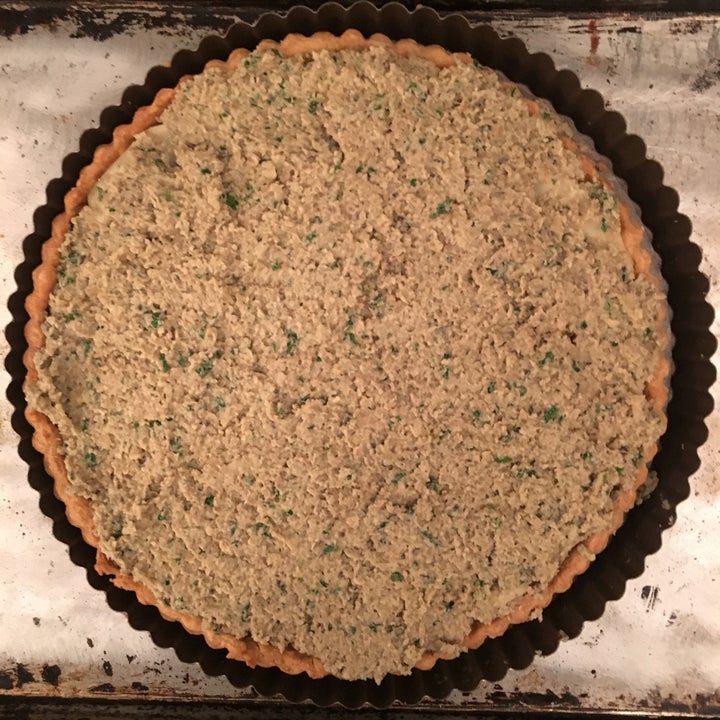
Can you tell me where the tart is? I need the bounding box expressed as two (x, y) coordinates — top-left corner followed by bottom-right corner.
(23, 31), (670, 682)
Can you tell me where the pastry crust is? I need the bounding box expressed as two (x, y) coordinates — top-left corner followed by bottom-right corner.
(23, 30), (670, 679)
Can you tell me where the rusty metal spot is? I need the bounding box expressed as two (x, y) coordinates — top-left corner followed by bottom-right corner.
(589, 19), (599, 55)
(90, 682), (115, 693)
(670, 19), (704, 35)
(41, 664), (61, 687)
(487, 688), (582, 707)
(15, 663), (35, 688)
(0, 3), (237, 42)
(691, 61), (720, 93)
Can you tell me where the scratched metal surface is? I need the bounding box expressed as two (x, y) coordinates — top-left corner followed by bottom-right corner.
(0, 5), (718, 715)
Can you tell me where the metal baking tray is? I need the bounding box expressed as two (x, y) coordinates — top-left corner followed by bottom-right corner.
(1, 1), (718, 716)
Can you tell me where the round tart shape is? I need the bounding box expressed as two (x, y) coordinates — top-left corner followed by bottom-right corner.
(24, 31), (670, 682)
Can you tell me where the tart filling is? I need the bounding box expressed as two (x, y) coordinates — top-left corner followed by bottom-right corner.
(24, 32), (669, 682)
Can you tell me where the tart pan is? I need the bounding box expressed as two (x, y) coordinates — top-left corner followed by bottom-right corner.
(6, 0), (716, 707)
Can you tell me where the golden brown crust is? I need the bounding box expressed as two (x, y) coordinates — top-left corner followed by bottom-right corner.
(23, 29), (670, 680)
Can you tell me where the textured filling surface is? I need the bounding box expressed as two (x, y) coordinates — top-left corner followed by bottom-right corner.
(28, 46), (666, 681)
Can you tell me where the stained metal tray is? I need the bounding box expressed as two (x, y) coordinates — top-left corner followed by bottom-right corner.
(1, 1), (718, 716)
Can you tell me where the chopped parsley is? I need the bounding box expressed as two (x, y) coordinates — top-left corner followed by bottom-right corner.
(543, 405), (562, 423)
(538, 351), (554, 367)
(431, 198), (454, 219)
(283, 328), (299, 355)
(169, 437), (183, 456)
(391, 471), (406, 485)
(390, 571), (404, 582)
(196, 354), (218, 378)
(221, 192), (239, 210)
(204, 495), (215, 507)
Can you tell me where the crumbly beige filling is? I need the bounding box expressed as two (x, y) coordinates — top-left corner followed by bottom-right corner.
(28, 46), (665, 681)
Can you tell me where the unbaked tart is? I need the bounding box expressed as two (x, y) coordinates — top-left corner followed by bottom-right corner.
(24, 31), (670, 682)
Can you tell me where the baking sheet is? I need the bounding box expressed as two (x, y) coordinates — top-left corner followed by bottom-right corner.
(1, 5), (718, 715)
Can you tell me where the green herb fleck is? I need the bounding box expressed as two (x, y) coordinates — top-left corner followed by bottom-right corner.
(392, 471), (406, 485)
(200, 167), (211, 175)
(323, 544), (338, 555)
(538, 351), (555, 367)
(84, 452), (97, 469)
(196, 352), (219, 378)
(110, 515), (124, 539)
(344, 316), (360, 346)
(390, 571), (404, 582)
(283, 328), (299, 355)
(204, 495), (215, 507)
(159, 353), (171, 373)
(65, 250), (82, 265)
(308, 98), (320, 114)
(57, 268), (75, 287)
(543, 405), (562, 423)
(240, 603), (251, 622)
(221, 192), (239, 210)
(494, 455), (512, 463)
(169, 437), (183, 456)
(426, 474), (440, 493)
(431, 198), (453, 219)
